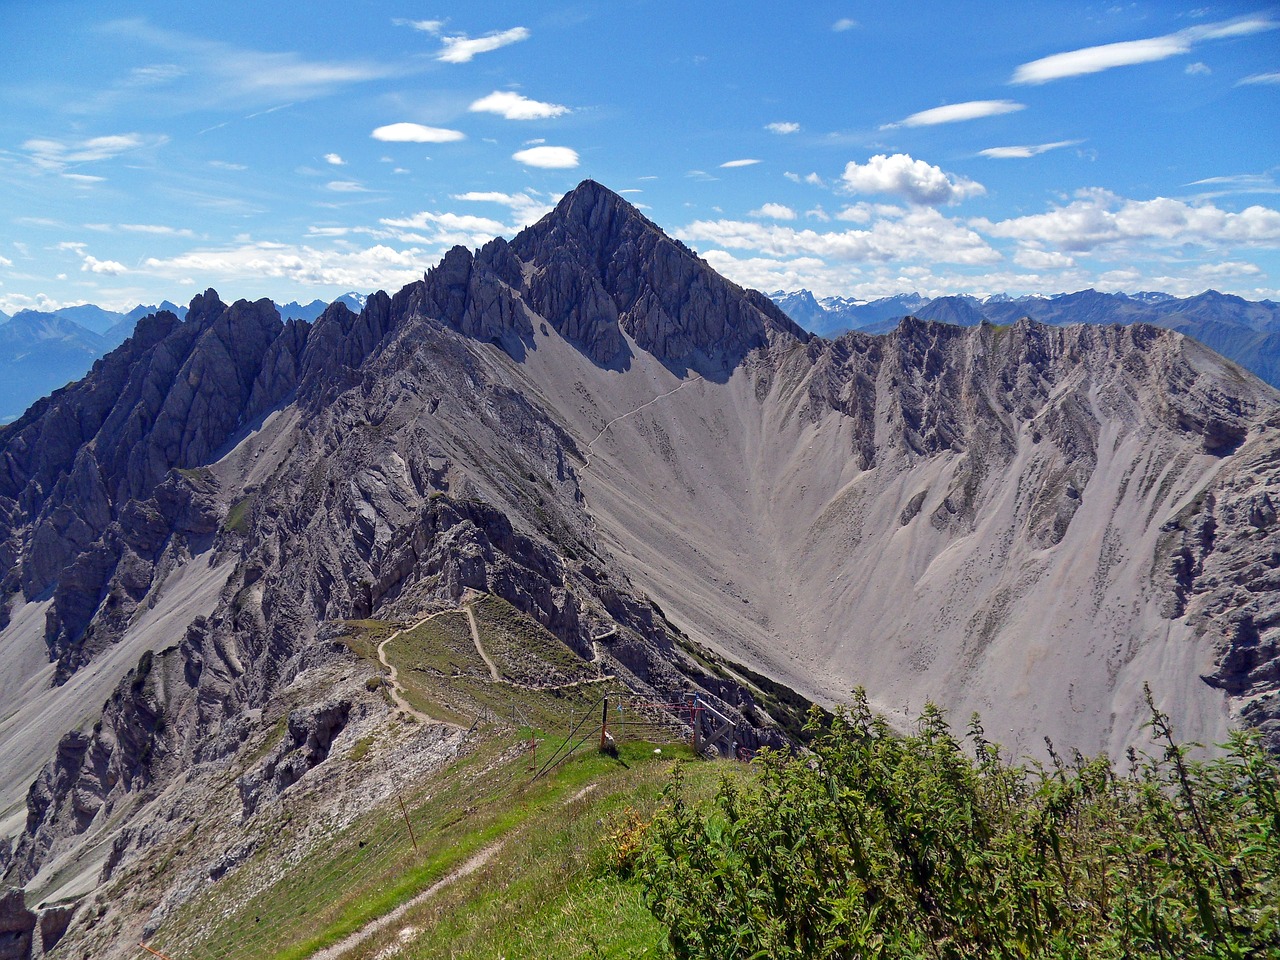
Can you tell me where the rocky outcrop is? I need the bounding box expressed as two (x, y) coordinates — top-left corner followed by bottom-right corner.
(512, 180), (809, 374)
(0, 889), (34, 960)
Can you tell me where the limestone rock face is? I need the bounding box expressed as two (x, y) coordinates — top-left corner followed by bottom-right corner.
(1, 180), (1279, 958)
(511, 180), (809, 372)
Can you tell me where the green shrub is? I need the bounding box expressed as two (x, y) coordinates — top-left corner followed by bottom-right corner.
(635, 686), (1280, 959)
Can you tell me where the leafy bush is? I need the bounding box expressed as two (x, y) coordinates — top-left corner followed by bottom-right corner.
(634, 687), (1280, 959)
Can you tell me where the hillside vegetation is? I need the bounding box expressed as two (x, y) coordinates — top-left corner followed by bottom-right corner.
(634, 688), (1280, 959)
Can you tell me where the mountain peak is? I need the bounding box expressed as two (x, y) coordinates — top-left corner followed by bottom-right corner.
(504, 181), (807, 375)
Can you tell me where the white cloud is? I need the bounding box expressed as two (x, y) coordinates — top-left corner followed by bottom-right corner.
(841, 154), (986, 206)
(1013, 248), (1076, 270)
(1238, 71), (1280, 85)
(765, 122), (800, 134)
(437, 27), (530, 64)
(680, 207), (1000, 266)
(62, 173), (106, 184)
(392, 18), (443, 34)
(452, 190), (552, 225)
(750, 203), (797, 220)
(326, 180), (368, 192)
(784, 171), (826, 187)
(380, 211), (508, 236)
(721, 158), (761, 168)
(1012, 15), (1277, 84)
(512, 145), (579, 168)
(142, 241), (430, 290)
(0, 255), (12, 267)
(979, 140), (1082, 159)
(1185, 61), (1211, 76)
(23, 132), (167, 172)
(371, 123), (465, 143)
(324, 153), (346, 165)
(81, 255), (127, 275)
(977, 189), (1280, 252)
(832, 18), (858, 31)
(885, 100), (1024, 129)
(210, 160), (247, 171)
(469, 90), (570, 120)
(119, 223), (196, 237)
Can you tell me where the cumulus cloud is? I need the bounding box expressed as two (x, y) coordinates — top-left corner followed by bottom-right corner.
(371, 123), (465, 143)
(979, 140), (1082, 159)
(976, 189), (1280, 252)
(1013, 248), (1076, 270)
(766, 122), (800, 134)
(721, 158), (761, 168)
(679, 207), (1000, 266)
(1012, 15), (1277, 84)
(81, 254), (127, 275)
(512, 145), (579, 168)
(324, 153), (346, 165)
(784, 171), (825, 187)
(452, 190), (552, 225)
(750, 203), (797, 220)
(380, 210), (508, 237)
(841, 154), (986, 206)
(437, 27), (530, 64)
(884, 100), (1024, 129)
(469, 90), (570, 120)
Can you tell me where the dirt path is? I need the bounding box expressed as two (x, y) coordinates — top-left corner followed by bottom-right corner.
(377, 615), (463, 729)
(581, 374), (704, 471)
(463, 604), (502, 682)
(306, 843), (502, 960)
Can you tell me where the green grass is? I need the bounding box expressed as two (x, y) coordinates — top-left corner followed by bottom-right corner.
(338, 619), (398, 662)
(223, 496), (253, 535)
(392, 613), (488, 677)
(150, 730), (709, 960)
(329, 741), (719, 960)
(472, 595), (597, 686)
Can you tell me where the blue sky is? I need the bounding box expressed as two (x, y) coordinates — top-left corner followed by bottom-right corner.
(2, 1), (1278, 314)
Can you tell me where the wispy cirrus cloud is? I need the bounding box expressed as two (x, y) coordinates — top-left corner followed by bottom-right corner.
(437, 27), (530, 64)
(979, 140), (1082, 159)
(469, 90), (570, 120)
(100, 19), (406, 106)
(392, 19), (443, 34)
(1012, 15), (1277, 84)
(1238, 71), (1280, 85)
(22, 132), (166, 172)
(842, 154), (985, 205)
(883, 99), (1024, 129)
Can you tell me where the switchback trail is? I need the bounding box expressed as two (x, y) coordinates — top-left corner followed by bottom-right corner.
(376, 614), (464, 729)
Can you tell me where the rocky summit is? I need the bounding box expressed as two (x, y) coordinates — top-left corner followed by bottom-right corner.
(0, 180), (1278, 957)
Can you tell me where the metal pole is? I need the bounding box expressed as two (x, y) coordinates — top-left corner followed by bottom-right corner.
(600, 695), (609, 750)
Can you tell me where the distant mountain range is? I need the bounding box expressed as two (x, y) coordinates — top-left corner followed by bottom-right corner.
(0, 293), (366, 422)
(770, 288), (1280, 388)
